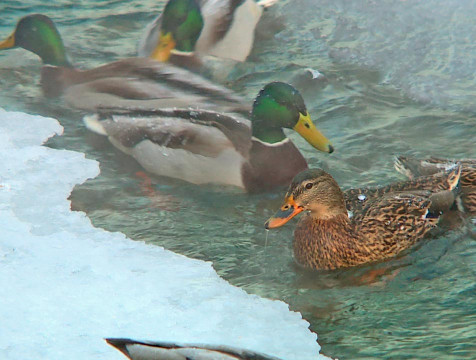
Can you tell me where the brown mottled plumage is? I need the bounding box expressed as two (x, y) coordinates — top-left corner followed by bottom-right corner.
(395, 156), (475, 214)
(345, 162), (462, 216)
(265, 167), (462, 270)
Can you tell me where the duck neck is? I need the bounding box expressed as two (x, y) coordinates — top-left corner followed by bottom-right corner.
(40, 45), (71, 67)
(251, 126), (286, 144)
(307, 193), (348, 221)
(293, 214), (374, 270)
(242, 138), (308, 192)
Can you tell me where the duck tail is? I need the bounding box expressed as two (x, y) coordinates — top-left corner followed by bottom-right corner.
(394, 155), (417, 179)
(105, 338), (134, 359)
(446, 162), (462, 191)
(83, 114), (107, 136)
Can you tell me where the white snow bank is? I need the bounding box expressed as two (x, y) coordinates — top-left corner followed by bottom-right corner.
(0, 110), (328, 360)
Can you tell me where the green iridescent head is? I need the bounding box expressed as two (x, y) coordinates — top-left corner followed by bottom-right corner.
(251, 82), (334, 153)
(150, 0), (204, 61)
(0, 14), (71, 67)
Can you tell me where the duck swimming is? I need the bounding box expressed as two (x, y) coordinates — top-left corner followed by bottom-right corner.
(138, 0), (278, 64)
(0, 13), (246, 112)
(84, 82), (334, 192)
(265, 166), (461, 270)
(395, 156), (476, 214)
(106, 338), (283, 360)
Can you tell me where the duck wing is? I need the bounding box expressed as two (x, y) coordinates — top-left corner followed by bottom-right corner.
(87, 107), (252, 159)
(395, 156), (475, 178)
(42, 58), (248, 113)
(395, 156), (475, 213)
(196, 0), (259, 61)
(106, 338), (283, 360)
(352, 191), (438, 254)
(344, 163), (462, 216)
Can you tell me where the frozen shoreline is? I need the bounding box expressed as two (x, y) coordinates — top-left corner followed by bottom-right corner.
(0, 109), (329, 360)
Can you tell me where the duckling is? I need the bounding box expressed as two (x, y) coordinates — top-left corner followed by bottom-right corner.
(265, 166), (462, 270)
(0, 14), (246, 112)
(84, 82), (334, 192)
(138, 0), (279, 64)
(395, 156), (475, 214)
(106, 338), (283, 360)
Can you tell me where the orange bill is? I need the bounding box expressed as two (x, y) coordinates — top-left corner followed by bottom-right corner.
(265, 195), (303, 229)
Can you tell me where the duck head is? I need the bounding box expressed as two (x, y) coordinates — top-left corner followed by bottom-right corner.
(0, 14), (71, 67)
(251, 82), (334, 153)
(265, 169), (347, 229)
(151, 0), (204, 62)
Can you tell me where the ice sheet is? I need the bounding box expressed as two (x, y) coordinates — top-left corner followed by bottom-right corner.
(0, 109), (329, 360)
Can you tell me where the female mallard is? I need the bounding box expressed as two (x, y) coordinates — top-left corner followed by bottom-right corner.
(0, 14), (246, 112)
(395, 156), (476, 214)
(265, 166), (462, 270)
(106, 338), (283, 360)
(84, 82), (334, 192)
(138, 0), (278, 64)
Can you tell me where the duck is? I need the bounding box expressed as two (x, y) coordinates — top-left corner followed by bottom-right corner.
(265, 165), (462, 270)
(84, 81), (334, 192)
(0, 13), (247, 112)
(395, 156), (476, 214)
(106, 338), (283, 360)
(138, 0), (279, 64)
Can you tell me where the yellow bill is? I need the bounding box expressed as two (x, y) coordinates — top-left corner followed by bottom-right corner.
(293, 112), (334, 153)
(150, 31), (176, 62)
(0, 32), (15, 50)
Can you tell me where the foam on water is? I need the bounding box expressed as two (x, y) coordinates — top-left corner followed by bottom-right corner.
(0, 109), (329, 360)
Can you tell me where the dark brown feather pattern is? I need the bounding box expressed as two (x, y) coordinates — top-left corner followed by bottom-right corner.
(395, 156), (475, 213)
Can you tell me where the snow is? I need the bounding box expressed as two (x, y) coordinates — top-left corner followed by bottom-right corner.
(0, 109), (329, 360)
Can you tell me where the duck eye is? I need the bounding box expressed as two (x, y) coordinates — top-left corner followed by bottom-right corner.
(305, 182), (313, 189)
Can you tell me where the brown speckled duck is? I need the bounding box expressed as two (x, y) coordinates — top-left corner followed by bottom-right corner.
(395, 156), (476, 214)
(265, 166), (462, 270)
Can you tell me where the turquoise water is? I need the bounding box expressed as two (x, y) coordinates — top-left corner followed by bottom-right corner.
(1, 1), (475, 359)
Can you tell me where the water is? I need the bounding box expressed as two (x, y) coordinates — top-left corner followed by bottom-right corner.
(1, 0), (475, 359)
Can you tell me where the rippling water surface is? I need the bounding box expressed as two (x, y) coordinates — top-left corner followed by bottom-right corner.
(1, 1), (475, 359)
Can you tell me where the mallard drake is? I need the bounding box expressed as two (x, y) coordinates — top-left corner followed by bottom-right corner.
(395, 156), (476, 214)
(265, 166), (462, 270)
(106, 338), (283, 360)
(84, 82), (334, 192)
(138, 0), (278, 64)
(0, 14), (246, 112)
